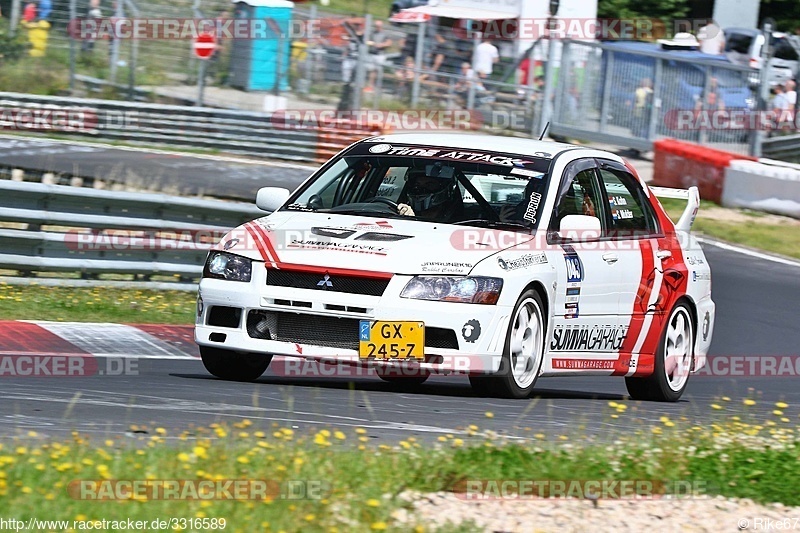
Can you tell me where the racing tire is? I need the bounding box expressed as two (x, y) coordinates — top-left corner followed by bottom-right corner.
(470, 290), (546, 399)
(200, 346), (272, 382)
(625, 302), (694, 402)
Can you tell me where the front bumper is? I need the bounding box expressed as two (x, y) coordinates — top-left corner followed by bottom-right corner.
(195, 265), (512, 375)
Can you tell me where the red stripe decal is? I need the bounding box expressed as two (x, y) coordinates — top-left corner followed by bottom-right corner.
(248, 222), (281, 263)
(243, 222), (273, 264)
(612, 239), (655, 375)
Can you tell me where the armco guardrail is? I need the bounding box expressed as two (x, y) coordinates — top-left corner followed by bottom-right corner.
(0, 180), (263, 281)
(761, 134), (800, 161)
(0, 92), (381, 163)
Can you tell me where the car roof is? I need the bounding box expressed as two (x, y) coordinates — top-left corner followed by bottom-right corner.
(362, 133), (580, 159)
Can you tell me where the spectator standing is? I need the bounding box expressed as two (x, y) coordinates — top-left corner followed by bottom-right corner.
(631, 77), (653, 138)
(698, 20), (725, 55)
(430, 32), (456, 77)
(784, 79), (797, 107)
(23, 2), (37, 22)
(37, 0), (51, 21)
(366, 20), (392, 92)
(81, 0), (102, 54)
(395, 55), (425, 102)
(472, 35), (498, 77)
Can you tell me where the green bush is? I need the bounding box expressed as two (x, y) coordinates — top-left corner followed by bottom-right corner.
(0, 28), (29, 65)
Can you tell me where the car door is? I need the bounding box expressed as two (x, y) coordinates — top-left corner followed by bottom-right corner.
(546, 158), (626, 368)
(595, 159), (671, 375)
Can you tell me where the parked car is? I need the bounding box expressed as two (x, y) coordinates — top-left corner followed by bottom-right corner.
(195, 134), (715, 401)
(724, 28), (799, 86)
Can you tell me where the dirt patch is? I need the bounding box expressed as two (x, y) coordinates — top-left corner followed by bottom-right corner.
(395, 491), (798, 532)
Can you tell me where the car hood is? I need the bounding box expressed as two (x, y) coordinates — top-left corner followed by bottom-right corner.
(214, 211), (537, 275)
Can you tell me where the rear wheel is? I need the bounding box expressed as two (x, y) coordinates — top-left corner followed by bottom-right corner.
(200, 346), (272, 382)
(470, 290), (546, 399)
(625, 302), (694, 402)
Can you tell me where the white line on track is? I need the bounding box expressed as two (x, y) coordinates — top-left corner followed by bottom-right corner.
(697, 236), (800, 268)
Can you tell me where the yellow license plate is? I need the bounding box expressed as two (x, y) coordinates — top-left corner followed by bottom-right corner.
(358, 321), (425, 359)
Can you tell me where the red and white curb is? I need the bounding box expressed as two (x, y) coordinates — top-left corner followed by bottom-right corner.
(0, 321), (199, 359)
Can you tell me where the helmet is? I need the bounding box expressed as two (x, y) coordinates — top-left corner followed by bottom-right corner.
(405, 168), (458, 212)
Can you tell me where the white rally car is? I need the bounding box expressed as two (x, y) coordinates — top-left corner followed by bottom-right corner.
(195, 134), (715, 400)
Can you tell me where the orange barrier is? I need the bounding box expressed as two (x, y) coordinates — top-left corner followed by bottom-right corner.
(652, 139), (756, 203)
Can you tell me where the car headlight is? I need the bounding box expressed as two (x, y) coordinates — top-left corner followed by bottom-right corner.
(203, 251), (252, 282)
(400, 276), (503, 304)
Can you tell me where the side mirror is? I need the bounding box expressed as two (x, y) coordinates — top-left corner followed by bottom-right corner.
(557, 214), (602, 241)
(256, 187), (291, 212)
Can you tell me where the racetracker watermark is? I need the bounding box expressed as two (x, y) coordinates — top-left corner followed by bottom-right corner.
(454, 18), (722, 41)
(68, 479), (329, 500)
(272, 109), (480, 132)
(271, 355), (492, 378)
(67, 18), (319, 40)
(219, 227), (702, 257)
(695, 356), (800, 377)
(0, 107), (137, 133)
(665, 109), (800, 132)
(0, 356), (138, 377)
(64, 230), (225, 252)
(454, 479), (710, 500)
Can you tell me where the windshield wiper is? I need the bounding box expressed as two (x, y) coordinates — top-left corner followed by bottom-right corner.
(452, 219), (533, 231)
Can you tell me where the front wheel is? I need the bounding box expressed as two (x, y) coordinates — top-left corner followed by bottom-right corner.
(200, 346), (272, 382)
(470, 290), (546, 399)
(625, 302), (694, 402)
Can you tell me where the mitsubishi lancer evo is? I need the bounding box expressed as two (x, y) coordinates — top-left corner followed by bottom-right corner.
(195, 134), (715, 400)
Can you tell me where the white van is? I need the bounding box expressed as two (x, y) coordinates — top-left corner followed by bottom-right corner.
(724, 28), (799, 86)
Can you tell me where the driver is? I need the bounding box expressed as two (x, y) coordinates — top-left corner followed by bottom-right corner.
(398, 167), (462, 222)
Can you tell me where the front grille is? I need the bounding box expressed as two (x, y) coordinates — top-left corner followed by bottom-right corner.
(266, 269), (390, 296)
(247, 310), (459, 351)
(248, 310), (360, 349)
(207, 306), (242, 328)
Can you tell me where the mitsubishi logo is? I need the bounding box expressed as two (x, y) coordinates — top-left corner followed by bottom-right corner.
(316, 274), (333, 289)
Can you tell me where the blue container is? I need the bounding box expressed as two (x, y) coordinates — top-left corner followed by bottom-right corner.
(228, 0), (293, 92)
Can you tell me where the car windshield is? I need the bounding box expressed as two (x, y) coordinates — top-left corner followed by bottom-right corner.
(282, 142), (553, 230)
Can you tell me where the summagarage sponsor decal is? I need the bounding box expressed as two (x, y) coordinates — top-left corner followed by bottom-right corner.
(288, 240), (388, 255)
(550, 325), (629, 352)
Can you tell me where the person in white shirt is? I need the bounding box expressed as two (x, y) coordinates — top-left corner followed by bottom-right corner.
(698, 20), (725, 55)
(472, 37), (499, 77)
(784, 79), (797, 107)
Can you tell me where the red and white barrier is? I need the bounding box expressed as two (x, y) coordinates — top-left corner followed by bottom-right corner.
(722, 159), (800, 218)
(652, 139), (756, 203)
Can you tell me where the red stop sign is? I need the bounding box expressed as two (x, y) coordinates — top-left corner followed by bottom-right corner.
(193, 32), (217, 59)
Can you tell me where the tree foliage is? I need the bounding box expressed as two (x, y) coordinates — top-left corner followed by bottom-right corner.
(598, 0), (690, 29)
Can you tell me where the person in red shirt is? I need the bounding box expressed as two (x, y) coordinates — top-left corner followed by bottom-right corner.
(23, 2), (37, 22)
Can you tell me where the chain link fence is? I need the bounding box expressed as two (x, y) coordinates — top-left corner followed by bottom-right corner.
(1, 5), (779, 156)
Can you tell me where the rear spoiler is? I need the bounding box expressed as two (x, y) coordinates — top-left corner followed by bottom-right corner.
(649, 186), (700, 232)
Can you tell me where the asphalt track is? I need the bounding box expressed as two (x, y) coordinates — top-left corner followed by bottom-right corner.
(0, 135), (313, 200)
(1, 241), (798, 443)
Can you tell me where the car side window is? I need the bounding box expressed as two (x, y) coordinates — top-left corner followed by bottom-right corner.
(597, 167), (659, 237)
(552, 168), (606, 233)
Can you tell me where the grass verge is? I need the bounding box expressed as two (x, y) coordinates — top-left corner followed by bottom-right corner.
(0, 284), (195, 324)
(0, 406), (798, 532)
